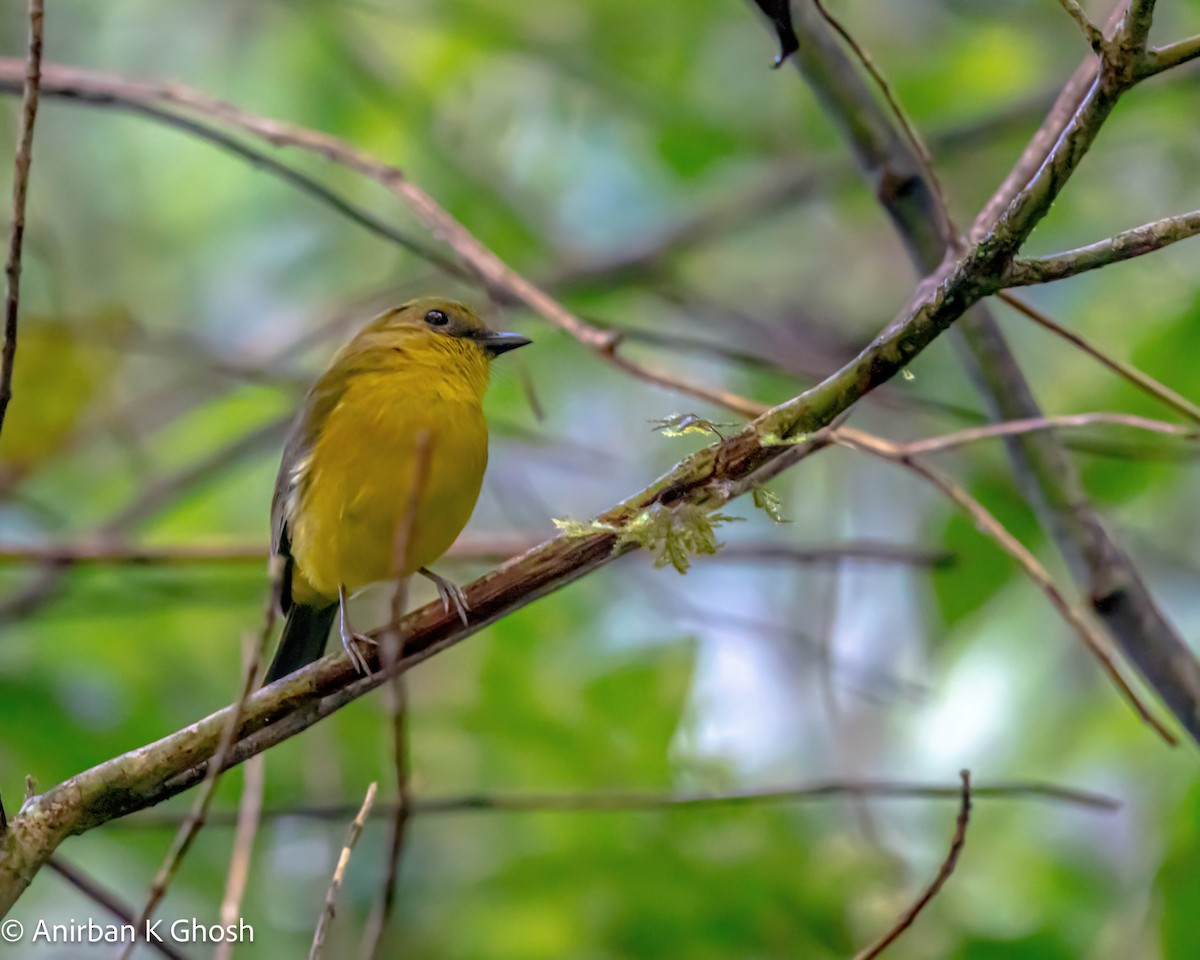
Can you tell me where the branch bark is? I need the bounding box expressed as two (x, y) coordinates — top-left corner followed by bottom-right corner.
(753, 0), (1200, 745)
(1005, 209), (1200, 285)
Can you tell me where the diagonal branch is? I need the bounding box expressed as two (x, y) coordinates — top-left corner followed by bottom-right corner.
(116, 582), (277, 960)
(998, 292), (1200, 426)
(0, 62), (768, 418)
(751, 0), (1200, 745)
(310, 783), (376, 960)
(46, 858), (189, 960)
(895, 412), (1196, 456)
(1057, 0), (1106, 52)
(833, 427), (1172, 741)
(1138, 35), (1200, 76)
(1004, 209), (1200, 286)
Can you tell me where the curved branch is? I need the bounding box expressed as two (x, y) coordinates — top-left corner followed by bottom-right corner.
(0, 59), (765, 417)
(850, 771), (973, 960)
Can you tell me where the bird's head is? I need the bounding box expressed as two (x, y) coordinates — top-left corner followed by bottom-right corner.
(365, 297), (531, 360)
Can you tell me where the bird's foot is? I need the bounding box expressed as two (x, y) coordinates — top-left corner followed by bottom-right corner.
(419, 567), (470, 626)
(341, 629), (377, 676)
(338, 585), (376, 675)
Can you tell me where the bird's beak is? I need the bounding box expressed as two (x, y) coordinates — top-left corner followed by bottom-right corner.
(477, 330), (532, 357)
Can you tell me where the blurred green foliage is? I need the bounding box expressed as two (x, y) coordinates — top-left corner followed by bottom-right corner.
(1, 0), (1199, 957)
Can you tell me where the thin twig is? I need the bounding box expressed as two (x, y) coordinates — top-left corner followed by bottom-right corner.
(969, 5), (1125, 242)
(116, 581), (280, 960)
(46, 858), (190, 960)
(998, 291), (1200, 426)
(118, 777), (1118, 828)
(1138, 35), (1200, 77)
(600, 335), (766, 417)
(898, 412), (1195, 457)
(357, 431), (433, 959)
(1004, 209), (1200, 286)
(758, 0), (1200, 744)
(1057, 0), (1106, 52)
(0, 538), (956, 569)
(0, 62), (761, 415)
(212, 754), (263, 960)
(214, 623), (271, 960)
(310, 782), (377, 960)
(834, 427), (1176, 744)
(849, 771), (973, 960)
(0, 61), (760, 415)
(809, 0), (957, 247)
(0, 0), (44, 440)
(0, 59), (1054, 302)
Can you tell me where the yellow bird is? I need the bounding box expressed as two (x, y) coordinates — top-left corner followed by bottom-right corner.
(264, 297), (530, 683)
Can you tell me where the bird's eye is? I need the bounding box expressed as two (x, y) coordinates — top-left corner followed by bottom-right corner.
(424, 309), (449, 327)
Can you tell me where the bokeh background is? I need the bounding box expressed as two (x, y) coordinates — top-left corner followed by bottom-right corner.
(2, 0), (1200, 957)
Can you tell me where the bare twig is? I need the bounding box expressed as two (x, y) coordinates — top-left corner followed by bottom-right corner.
(358, 433), (433, 959)
(0, 61), (762, 416)
(898, 412), (1196, 457)
(599, 335), (766, 417)
(969, 4), (1126, 242)
(755, 0), (1200, 745)
(310, 782), (377, 960)
(117, 582), (279, 960)
(46, 858), (189, 960)
(0, 0), (44, 440)
(849, 771), (973, 960)
(0, 538), (956, 570)
(0, 57), (1053, 303)
(998, 292), (1200, 426)
(214, 623), (271, 960)
(1139, 35), (1200, 77)
(834, 427), (1175, 743)
(809, 0), (957, 246)
(118, 777), (1116, 829)
(1004, 209), (1200, 286)
(213, 754), (263, 960)
(1057, 0), (1106, 52)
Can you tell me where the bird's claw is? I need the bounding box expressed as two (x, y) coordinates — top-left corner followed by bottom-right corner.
(337, 584), (377, 675)
(420, 567), (470, 626)
(340, 629), (376, 676)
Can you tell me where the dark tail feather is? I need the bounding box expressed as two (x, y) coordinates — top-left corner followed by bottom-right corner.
(264, 602), (337, 684)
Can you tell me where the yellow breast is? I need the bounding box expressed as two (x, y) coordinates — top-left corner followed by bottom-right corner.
(287, 340), (489, 605)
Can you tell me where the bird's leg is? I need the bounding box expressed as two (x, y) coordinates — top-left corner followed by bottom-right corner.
(419, 567), (470, 626)
(338, 584), (376, 675)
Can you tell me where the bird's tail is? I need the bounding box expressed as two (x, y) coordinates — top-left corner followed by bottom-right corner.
(264, 602), (337, 684)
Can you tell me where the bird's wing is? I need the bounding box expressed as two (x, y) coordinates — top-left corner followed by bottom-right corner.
(271, 371), (345, 612)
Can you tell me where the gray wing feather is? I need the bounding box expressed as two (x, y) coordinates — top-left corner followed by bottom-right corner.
(271, 372), (345, 611)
